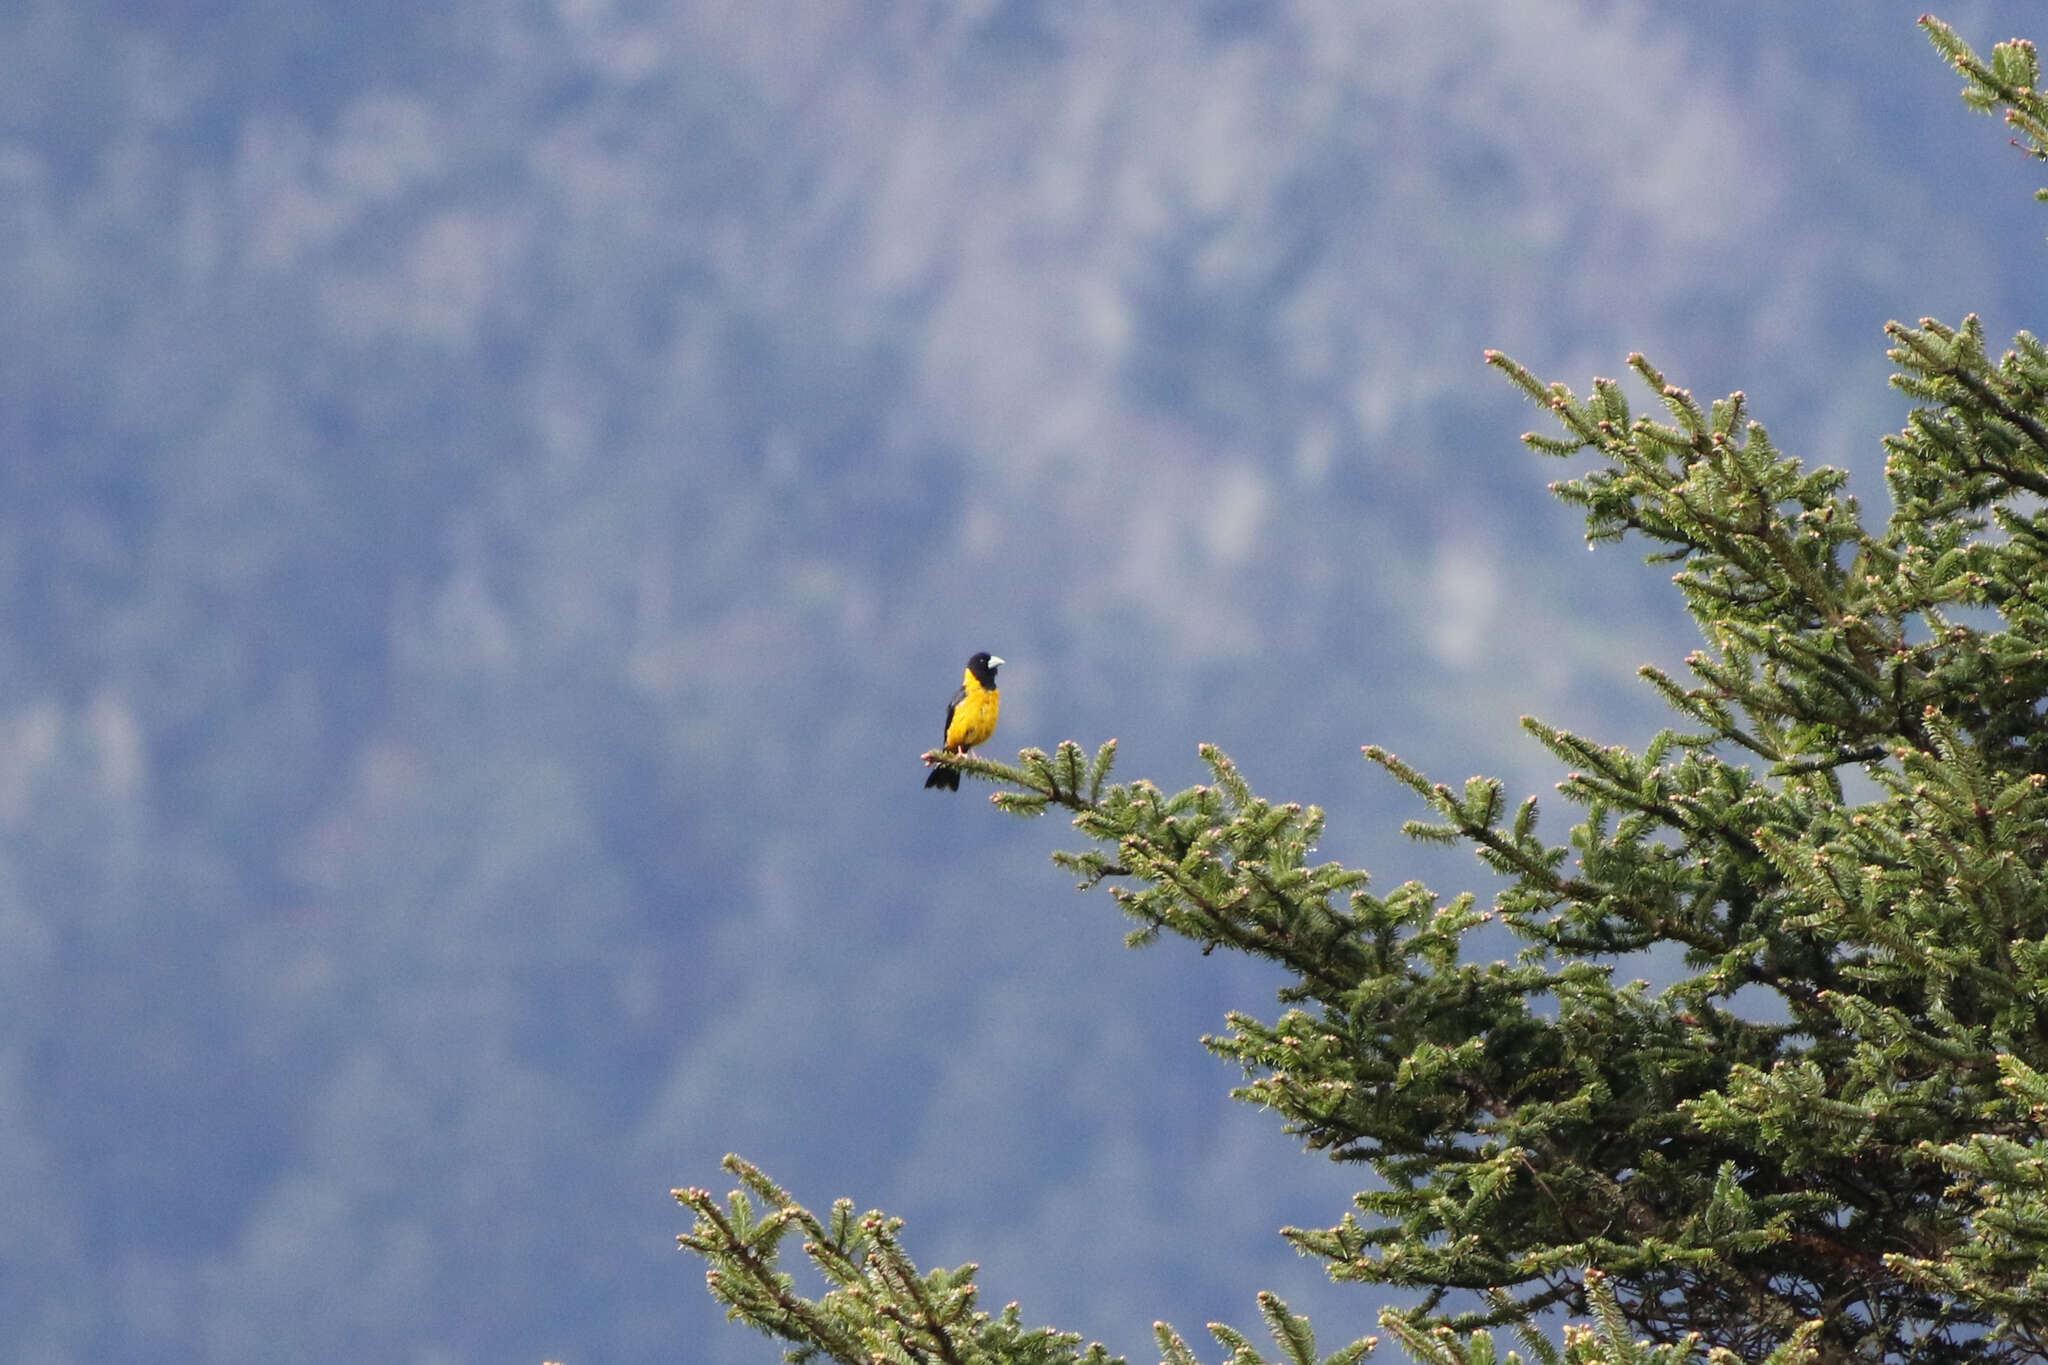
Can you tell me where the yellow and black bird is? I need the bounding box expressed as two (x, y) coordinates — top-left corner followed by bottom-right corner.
(924, 651), (1003, 790)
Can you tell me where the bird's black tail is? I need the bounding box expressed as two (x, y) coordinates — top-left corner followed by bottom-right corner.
(924, 764), (961, 791)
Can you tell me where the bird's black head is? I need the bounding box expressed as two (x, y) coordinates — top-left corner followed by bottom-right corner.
(967, 652), (1003, 687)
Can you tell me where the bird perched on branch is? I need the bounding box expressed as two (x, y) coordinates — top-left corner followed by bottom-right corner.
(923, 652), (1003, 791)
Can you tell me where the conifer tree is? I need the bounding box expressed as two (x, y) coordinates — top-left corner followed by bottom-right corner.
(678, 18), (2048, 1365)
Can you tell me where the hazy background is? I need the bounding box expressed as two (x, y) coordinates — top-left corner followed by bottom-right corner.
(5, 2), (2046, 1361)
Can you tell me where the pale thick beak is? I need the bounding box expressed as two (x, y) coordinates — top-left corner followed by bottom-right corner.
(989, 656), (1005, 667)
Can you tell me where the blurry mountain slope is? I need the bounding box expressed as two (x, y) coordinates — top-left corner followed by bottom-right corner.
(2, 2), (2045, 1361)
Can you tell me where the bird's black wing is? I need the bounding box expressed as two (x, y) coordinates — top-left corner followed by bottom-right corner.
(940, 683), (966, 745)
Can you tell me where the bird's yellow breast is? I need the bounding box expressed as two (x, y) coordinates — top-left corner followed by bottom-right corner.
(945, 676), (1000, 751)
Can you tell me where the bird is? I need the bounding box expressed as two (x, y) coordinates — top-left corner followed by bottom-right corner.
(924, 652), (1003, 790)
